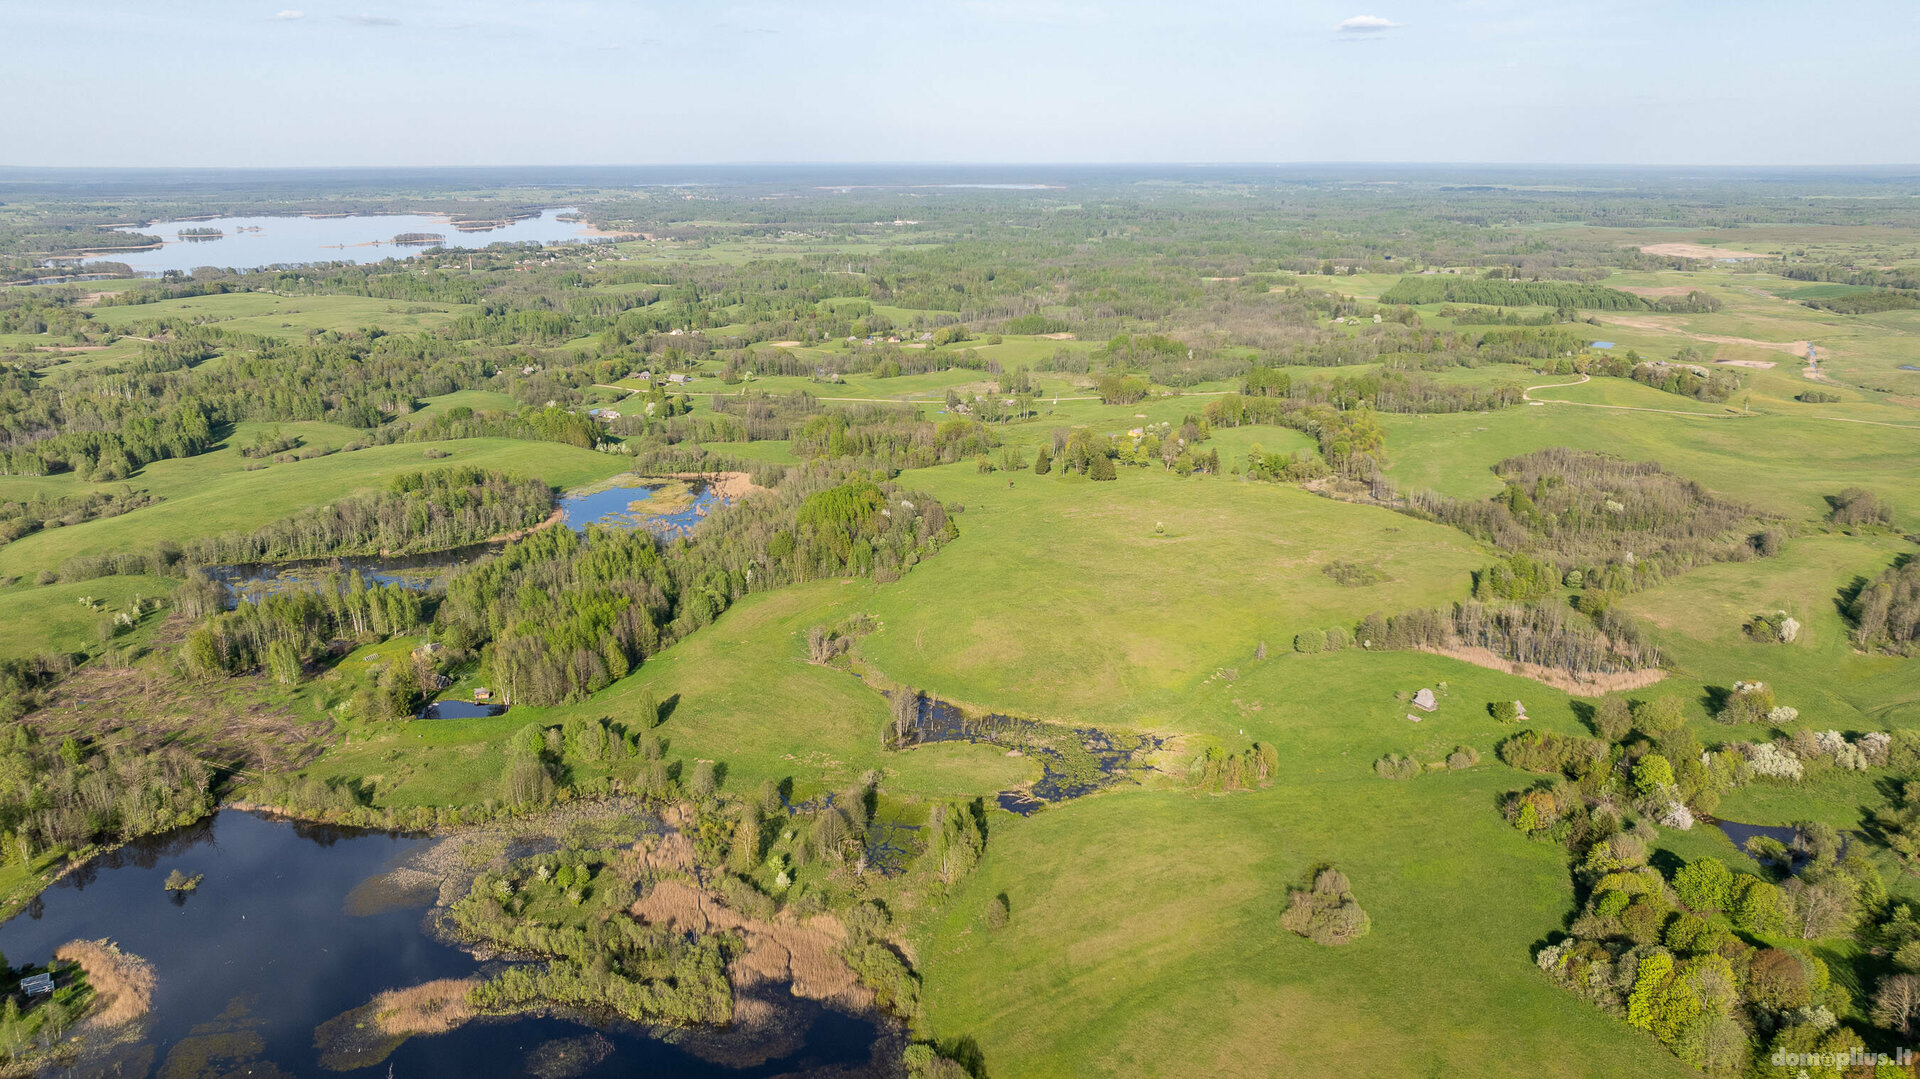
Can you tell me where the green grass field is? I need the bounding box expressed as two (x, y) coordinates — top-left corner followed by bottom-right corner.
(0, 574), (178, 657)
(303, 581), (1036, 807)
(909, 647), (1700, 1079)
(87, 292), (476, 337)
(1379, 404), (1920, 527)
(858, 463), (1490, 728)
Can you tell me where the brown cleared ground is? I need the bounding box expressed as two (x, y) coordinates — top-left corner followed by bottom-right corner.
(1639, 242), (1771, 260)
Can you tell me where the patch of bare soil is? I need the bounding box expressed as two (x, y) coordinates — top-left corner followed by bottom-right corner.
(1639, 242), (1770, 260)
(1601, 315), (1812, 357)
(767, 340), (802, 348)
(631, 879), (873, 1011)
(56, 939), (155, 1029)
(1416, 645), (1667, 696)
(668, 470), (767, 500)
(1716, 359), (1777, 369)
(30, 618), (330, 773)
(1039, 332), (1076, 340)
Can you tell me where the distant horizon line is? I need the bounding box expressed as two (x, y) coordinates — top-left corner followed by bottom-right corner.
(5, 161), (1920, 173)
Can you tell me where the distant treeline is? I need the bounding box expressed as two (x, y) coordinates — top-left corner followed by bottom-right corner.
(1381, 276), (1649, 311)
(1779, 263), (1920, 292)
(1, 486), (159, 547)
(1800, 289), (1920, 314)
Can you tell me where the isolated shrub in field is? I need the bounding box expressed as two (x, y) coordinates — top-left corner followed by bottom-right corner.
(1373, 754), (1420, 780)
(1488, 700), (1522, 723)
(1446, 746), (1481, 770)
(1293, 628), (1326, 653)
(1829, 486), (1894, 529)
(1718, 681), (1776, 725)
(1745, 610), (1798, 642)
(1280, 867), (1371, 946)
(984, 894), (1010, 929)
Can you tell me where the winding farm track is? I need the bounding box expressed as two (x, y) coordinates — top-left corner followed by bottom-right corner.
(1521, 373), (1920, 431)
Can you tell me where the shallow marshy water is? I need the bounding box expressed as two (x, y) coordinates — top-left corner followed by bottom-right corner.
(0, 811), (896, 1078)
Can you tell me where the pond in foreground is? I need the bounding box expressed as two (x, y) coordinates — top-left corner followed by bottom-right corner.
(0, 811), (891, 1078)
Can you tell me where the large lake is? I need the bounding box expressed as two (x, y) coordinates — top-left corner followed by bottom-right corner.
(78, 208), (605, 275)
(0, 810), (893, 1078)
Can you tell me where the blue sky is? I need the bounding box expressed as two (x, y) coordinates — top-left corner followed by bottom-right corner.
(5, 0), (1917, 167)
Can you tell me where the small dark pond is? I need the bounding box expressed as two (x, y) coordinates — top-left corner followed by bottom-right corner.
(420, 700), (506, 720)
(0, 811), (897, 1078)
(1710, 818), (1855, 873)
(891, 693), (1160, 815)
(1713, 818), (1799, 854)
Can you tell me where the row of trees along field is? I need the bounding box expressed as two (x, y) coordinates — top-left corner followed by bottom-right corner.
(1291, 599), (1659, 675)
(182, 469), (553, 563)
(1379, 275), (1654, 310)
(0, 487), (158, 548)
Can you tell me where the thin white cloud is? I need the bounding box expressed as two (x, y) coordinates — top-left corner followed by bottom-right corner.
(273, 9), (304, 18)
(343, 13), (400, 26)
(1336, 15), (1403, 33)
